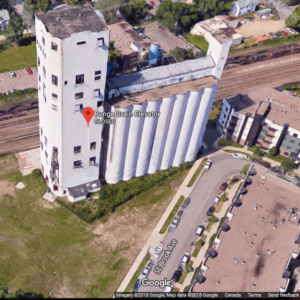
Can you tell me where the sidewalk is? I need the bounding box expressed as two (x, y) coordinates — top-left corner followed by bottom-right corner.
(177, 178), (243, 291)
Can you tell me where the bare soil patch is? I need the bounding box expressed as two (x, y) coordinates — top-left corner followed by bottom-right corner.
(0, 181), (16, 198)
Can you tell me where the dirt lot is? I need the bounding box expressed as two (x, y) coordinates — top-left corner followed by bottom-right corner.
(0, 68), (38, 95)
(235, 16), (287, 39)
(144, 22), (188, 53)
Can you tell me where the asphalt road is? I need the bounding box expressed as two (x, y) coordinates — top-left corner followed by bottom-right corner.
(139, 153), (248, 292)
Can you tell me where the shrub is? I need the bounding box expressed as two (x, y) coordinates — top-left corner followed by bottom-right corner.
(209, 215), (217, 222)
(254, 147), (262, 157)
(209, 233), (217, 248)
(268, 147), (277, 156)
(241, 164), (250, 176)
(281, 159), (294, 171)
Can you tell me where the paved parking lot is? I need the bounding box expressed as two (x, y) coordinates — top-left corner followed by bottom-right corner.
(0, 68), (38, 94)
(144, 22), (188, 53)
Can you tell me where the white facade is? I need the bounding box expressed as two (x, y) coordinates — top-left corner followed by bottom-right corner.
(0, 9), (10, 32)
(36, 8), (109, 200)
(230, 0), (257, 17)
(102, 35), (232, 184)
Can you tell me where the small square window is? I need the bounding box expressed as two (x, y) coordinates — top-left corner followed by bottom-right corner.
(77, 41), (86, 45)
(95, 76), (101, 81)
(43, 94), (47, 103)
(39, 75), (41, 82)
(43, 66), (46, 77)
(74, 146), (81, 154)
(293, 133), (298, 137)
(75, 92), (84, 99)
(38, 56), (40, 66)
(45, 150), (48, 158)
(75, 104), (83, 112)
(95, 70), (101, 81)
(90, 157), (96, 166)
(97, 101), (103, 108)
(64, 81), (68, 85)
(97, 38), (104, 47)
(52, 75), (58, 86)
(41, 141), (43, 150)
(52, 104), (58, 111)
(90, 142), (96, 150)
(41, 127), (43, 136)
(42, 37), (45, 46)
(76, 74), (84, 85)
(45, 136), (48, 146)
(51, 42), (57, 51)
(94, 89), (100, 97)
(43, 83), (46, 93)
(74, 160), (82, 168)
(52, 93), (58, 100)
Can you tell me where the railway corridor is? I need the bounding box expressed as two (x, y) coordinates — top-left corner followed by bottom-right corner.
(1, 53), (300, 154)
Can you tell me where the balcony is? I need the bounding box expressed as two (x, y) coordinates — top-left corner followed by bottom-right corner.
(264, 136), (273, 143)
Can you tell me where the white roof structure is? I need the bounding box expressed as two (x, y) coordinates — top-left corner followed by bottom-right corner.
(106, 55), (215, 89)
(0, 9), (10, 21)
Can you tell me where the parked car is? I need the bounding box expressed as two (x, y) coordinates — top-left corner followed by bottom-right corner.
(177, 210), (183, 218)
(132, 279), (141, 292)
(232, 153), (248, 159)
(207, 206), (215, 216)
(164, 285), (174, 292)
(158, 26), (164, 30)
(257, 160), (271, 168)
(147, 261), (154, 271)
(270, 166), (281, 173)
(182, 197), (191, 209)
(220, 182), (228, 191)
(214, 196), (220, 203)
(150, 1), (155, 5)
(171, 269), (182, 282)
(204, 160), (213, 171)
(171, 216), (180, 228)
(25, 66), (33, 75)
(141, 265), (151, 279)
(9, 71), (16, 78)
(154, 243), (163, 257)
(181, 253), (191, 265)
(195, 225), (204, 236)
(280, 31), (288, 36)
(269, 32), (276, 37)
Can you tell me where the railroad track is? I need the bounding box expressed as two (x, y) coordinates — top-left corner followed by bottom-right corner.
(0, 132), (40, 144)
(0, 116), (39, 128)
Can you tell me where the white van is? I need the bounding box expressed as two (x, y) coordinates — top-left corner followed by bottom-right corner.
(195, 225), (204, 236)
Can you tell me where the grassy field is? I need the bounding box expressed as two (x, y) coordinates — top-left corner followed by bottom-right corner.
(0, 155), (190, 298)
(0, 88), (37, 106)
(0, 34), (37, 73)
(184, 34), (209, 54)
(277, 82), (300, 95)
(209, 101), (222, 121)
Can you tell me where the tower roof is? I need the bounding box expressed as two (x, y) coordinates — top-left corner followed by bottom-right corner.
(36, 6), (109, 40)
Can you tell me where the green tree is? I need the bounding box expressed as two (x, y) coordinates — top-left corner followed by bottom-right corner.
(122, 0), (149, 23)
(156, 0), (172, 20)
(142, 52), (149, 61)
(66, 0), (84, 6)
(268, 147), (277, 156)
(3, 13), (25, 44)
(163, 11), (175, 31)
(108, 41), (121, 63)
(0, 284), (44, 298)
(285, 6), (300, 27)
(37, 0), (50, 13)
(22, 3), (35, 26)
(254, 147), (262, 157)
(0, 0), (8, 9)
(194, 0), (225, 19)
(170, 46), (186, 61)
(281, 159), (294, 171)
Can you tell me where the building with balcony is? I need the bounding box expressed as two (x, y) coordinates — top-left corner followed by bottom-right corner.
(217, 89), (300, 162)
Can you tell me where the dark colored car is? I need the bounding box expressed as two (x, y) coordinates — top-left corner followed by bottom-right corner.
(25, 66), (33, 75)
(177, 210), (183, 218)
(171, 270), (182, 282)
(220, 182), (228, 191)
(182, 197), (191, 209)
(258, 161), (271, 168)
(132, 279), (141, 292)
(207, 206), (215, 216)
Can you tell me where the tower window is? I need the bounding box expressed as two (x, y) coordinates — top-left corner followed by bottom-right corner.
(38, 56), (40, 66)
(97, 101), (103, 108)
(45, 151), (48, 158)
(74, 160), (82, 168)
(52, 75), (58, 86)
(39, 74), (41, 82)
(43, 95), (46, 103)
(74, 104), (83, 112)
(95, 70), (101, 81)
(75, 92), (84, 99)
(74, 146), (81, 154)
(64, 81), (68, 85)
(90, 142), (96, 150)
(94, 89), (100, 97)
(51, 42), (57, 51)
(90, 157), (96, 166)
(52, 104), (58, 111)
(52, 93), (58, 100)
(41, 127), (43, 136)
(77, 41), (86, 45)
(76, 74), (84, 85)
(45, 136), (48, 146)
(97, 38), (104, 47)
(42, 37), (45, 46)
(43, 66), (46, 77)
(41, 141), (43, 150)
(43, 83), (46, 94)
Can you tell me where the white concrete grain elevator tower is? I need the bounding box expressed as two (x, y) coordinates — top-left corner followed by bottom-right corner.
(36, 6), (110, 201)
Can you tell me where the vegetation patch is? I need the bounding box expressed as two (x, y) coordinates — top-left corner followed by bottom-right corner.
(178, 270), (189, 285)
(0, 88), (37, 106)
(205, 215), (218, 232)
(159, 195), (185, 234)
(124, 252), (150, 292)
(208, 101), (222, 121)
(277, 82), (300, 95)
(183, 285), (191, 293)
(248, 146), (289, 163)
(217, 217), (225, 231)
(217, 137), (243, 148)
(228, 176), (240, 189)
(187, 158), (207, 187)
(208, 233), (218, 248)
(183, 34), (209, 54)
(191, 266), (200, 283)
(58, 162), (192, 223)
(277, 174), (291, 182)
(192, 234), (207, 258)
(173, 287), (180, 293)
(241, 164), (250, 177)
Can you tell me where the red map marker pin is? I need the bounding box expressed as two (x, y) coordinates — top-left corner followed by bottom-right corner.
(82, 107), (94, 126)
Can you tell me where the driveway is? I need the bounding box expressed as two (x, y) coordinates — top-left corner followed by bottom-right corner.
(139, 153), (249, 291)
(0, 68), (38, 94)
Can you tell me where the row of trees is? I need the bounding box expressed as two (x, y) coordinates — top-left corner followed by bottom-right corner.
(285, 5), (300, 28)
(0, 284), (43, 298)
(156, 0), (226, 32)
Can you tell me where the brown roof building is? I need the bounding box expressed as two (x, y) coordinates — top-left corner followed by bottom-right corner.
(193, 165), (300, 292)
